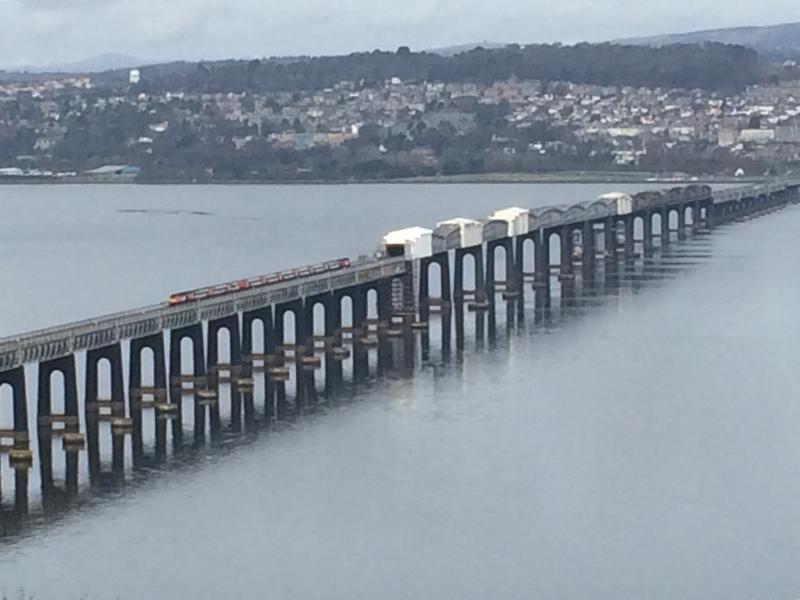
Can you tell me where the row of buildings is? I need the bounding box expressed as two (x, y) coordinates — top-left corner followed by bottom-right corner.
(2, 71), (800, 177)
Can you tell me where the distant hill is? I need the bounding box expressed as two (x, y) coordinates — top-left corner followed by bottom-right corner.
(428, 41), (508, 56)
(1, 53), (149, 74)
(104, 43), (760, 94)
(618, 22), (800, 60)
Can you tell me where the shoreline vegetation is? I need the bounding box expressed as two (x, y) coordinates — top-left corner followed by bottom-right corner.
(0, 172), (766, 186)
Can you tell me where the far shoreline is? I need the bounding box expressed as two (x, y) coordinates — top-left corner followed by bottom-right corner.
(0, 171), (768, 186)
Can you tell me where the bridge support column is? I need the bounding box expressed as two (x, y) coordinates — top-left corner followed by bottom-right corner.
(581, 221), (596, 279)
(623, 215), (635, 259)
(643, 211), (654, 255)
(85, 343), (125, 480)
(661, 208), (670, 246)
(206, 315), (241, 433)
(533, 230), (549, 291)
(486, 237), (514, 299)
(455, 246), (486, 306)
(348, 286), (368, 382)
(691, 200), (702, 233)
(677, 204), (687, 240)
(169, 324), (206, 444)
(558, 226), (574, 281)
(130, 333), (168, 462)
(207, 315), (242, 376)
(242, 307), (276, 419)
(320, 294), (342, 397)
(603, 218), (616, 258)
(0, 367), (30, 448)
(37, 355), (81, 493)
(0, 367), (31, 502)
(418, 252), (452, 324)
(274, 299), (306, 414)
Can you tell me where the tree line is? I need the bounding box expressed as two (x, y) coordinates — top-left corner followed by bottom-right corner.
(125, 42), (761, 94)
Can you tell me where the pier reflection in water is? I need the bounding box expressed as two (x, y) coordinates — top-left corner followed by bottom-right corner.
(0, 218), (730, 541)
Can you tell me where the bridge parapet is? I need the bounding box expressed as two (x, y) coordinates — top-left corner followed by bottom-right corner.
(0, 256), (406, 370)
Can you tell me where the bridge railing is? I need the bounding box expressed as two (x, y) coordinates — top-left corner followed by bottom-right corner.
(0, 255), (406, 370)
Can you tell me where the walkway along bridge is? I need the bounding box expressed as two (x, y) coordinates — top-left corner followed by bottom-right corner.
(0, 179), (798, 517)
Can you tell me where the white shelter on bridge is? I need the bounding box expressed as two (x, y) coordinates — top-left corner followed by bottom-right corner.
(598, 192), (633, 216)
(435, 218), (484, 248)
(488, 207), (530, 237)
(381, 227), (433, 260)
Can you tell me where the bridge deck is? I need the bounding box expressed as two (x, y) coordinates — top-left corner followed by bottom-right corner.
(0, 256), (406, 371)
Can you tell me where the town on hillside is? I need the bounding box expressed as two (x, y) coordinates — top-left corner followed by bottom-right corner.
(2, 59), (800, 181)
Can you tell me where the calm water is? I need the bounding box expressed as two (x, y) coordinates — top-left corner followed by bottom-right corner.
(1, 184), (799, 600)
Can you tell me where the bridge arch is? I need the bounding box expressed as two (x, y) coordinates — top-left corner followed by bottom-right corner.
(168, 324), (205, 382)
(281, 310), (297, 345)
(179, 338), (195, 376)
(488, 241), (511, 285)
(366, 288), (379, 320)
(519, 235), (536, 274)
(0, 383), (14, 432)
(339, 293), (354, 329)
(668, 207), (679, 230)
(547, 229), (562, 267)
(427, 260), (443, 297)
(311, 301), (327, 337)
(684, 204), (695, 226)
(274, 300), (305, 348)
(651, 212), (663, 240)
(214, 327), (232, 364)
(633, 214), (646, 242)
(95, 357), (112, 399)
(137, 346), (155, 385)
(249, 318), (266, 354)
(461, 251), (478, 291)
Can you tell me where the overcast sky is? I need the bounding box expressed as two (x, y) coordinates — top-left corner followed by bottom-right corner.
(1, 0), (800, 67)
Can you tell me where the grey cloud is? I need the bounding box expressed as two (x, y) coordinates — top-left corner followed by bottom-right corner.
(2, 0), (800, 68)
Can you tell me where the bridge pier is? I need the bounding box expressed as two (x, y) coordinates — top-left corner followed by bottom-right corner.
(622, 215), (635, 259)
(643, 211), (654, 255)
(242, 306), (276, 419)
(677, 205), (687, 240)
(0, 366), (31, 503)
(0, 367), (30, 450)
(169, 324), (207, 445)
(660, 207), (670, 246)
(558, 225), (574, 281)
(602, 217), (616, 258)
(37, 355), (81, 493)
(325, 293), (346, 396)
(274, 299), (306, 414)
(85, 343), (126, 480)
(534, 230), (550, 295)
(303, 292), (332, 400)
(207, 315), (242, 383)
(130, 333), (168, 463)
(351, 285), (370, 382)
(454, 245), (487, 307)
(690, 200), (702, 233)
(418, 252), (452, 324)
(581, 220), (596, 280)
(486, 237), (515, 299)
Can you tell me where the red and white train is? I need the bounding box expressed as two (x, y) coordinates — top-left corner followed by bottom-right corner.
(168, 258), (351, 306)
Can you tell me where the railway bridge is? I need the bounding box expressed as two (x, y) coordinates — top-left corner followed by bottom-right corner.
(0, 179), (797, 510)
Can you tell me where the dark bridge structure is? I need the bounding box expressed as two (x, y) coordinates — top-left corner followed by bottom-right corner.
(0, 180), (797, 520)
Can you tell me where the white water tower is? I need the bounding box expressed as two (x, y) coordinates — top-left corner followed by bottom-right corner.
(129, 69), (141, 85)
